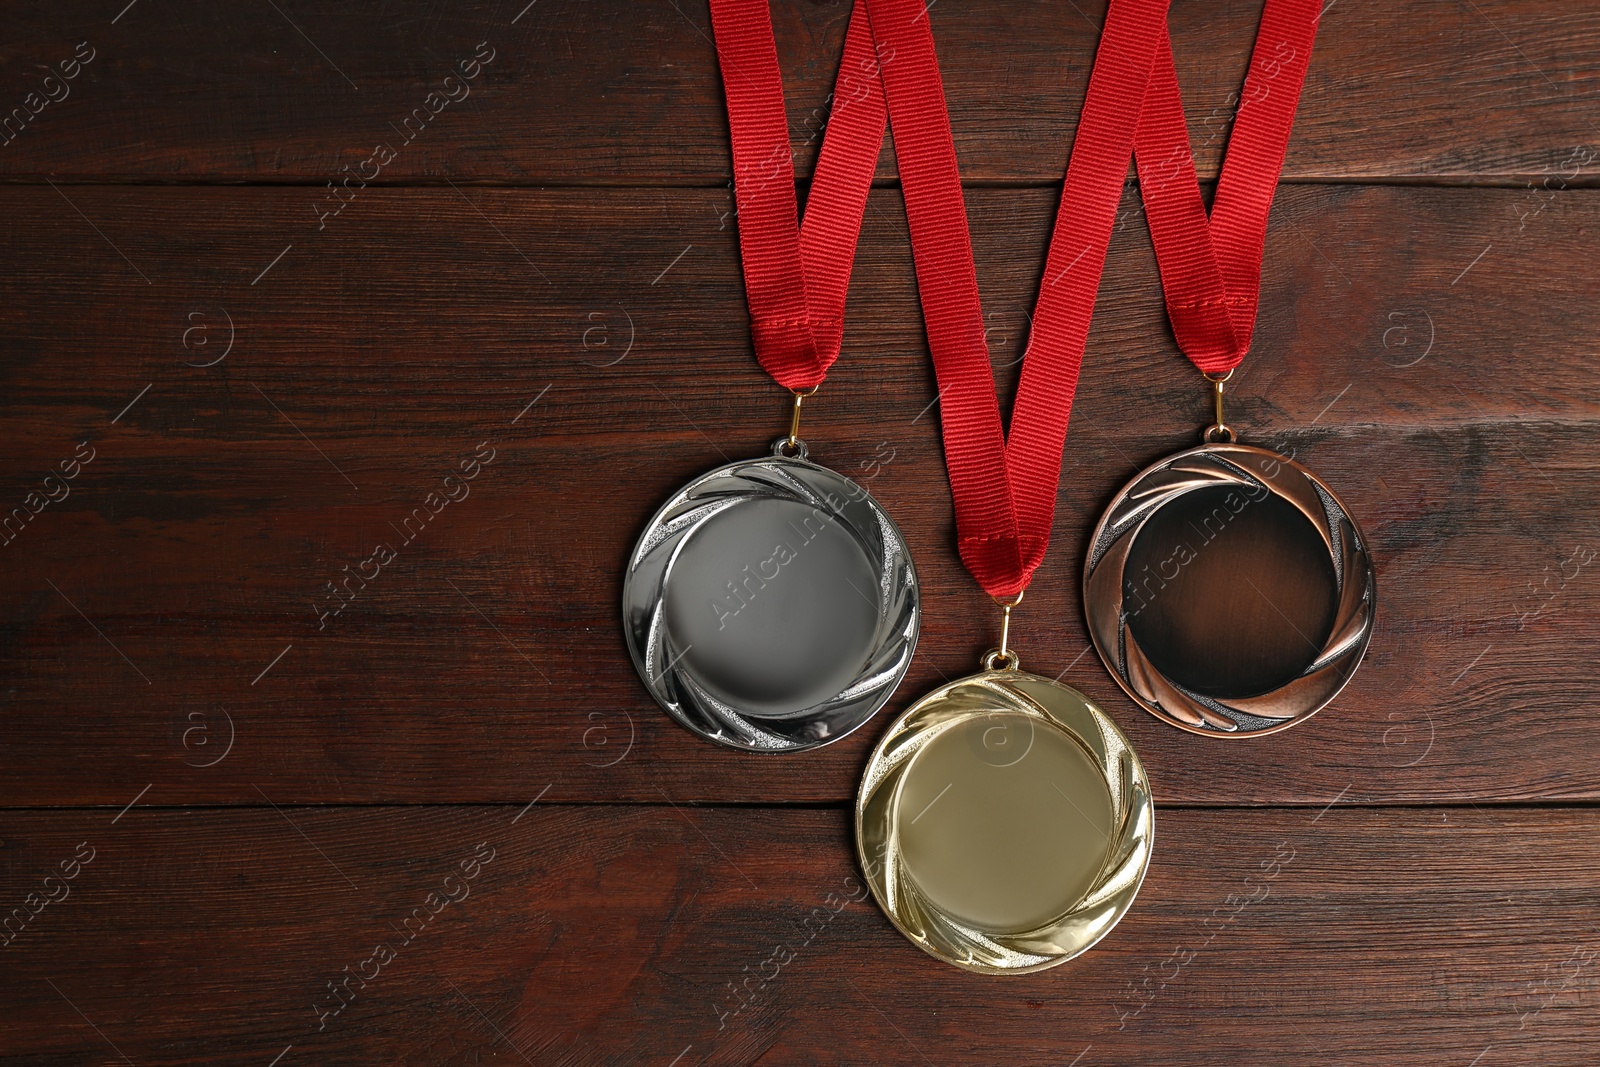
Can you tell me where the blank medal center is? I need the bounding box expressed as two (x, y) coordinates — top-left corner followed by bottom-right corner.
(663, 496), (879, 717)
(1123, 484), (1339, 699)
(896, 714), (1113, 934)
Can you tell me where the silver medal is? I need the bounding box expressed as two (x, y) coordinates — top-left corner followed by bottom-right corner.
(624, 438), (919, 752)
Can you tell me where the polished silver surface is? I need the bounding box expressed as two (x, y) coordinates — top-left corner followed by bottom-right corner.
(624, 439), (919, 752)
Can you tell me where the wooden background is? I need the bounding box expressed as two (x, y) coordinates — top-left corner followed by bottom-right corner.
(2, 1), (1597, 1063)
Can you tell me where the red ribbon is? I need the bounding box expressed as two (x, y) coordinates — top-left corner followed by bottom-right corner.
(708, 0), (889, 391)
(710, 0), (1321, 600)
(863, 0), (1172, 599)
(1134, 0), (1322, 374)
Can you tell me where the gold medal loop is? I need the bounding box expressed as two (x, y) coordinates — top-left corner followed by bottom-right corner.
(981, 590), (1024, 672)
(980, 648), (1021, 671)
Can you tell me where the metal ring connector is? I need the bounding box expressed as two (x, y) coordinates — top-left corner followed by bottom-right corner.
(981, 648), (1022, 672)
(1202, 369), (1236, 443)
(984, 589), (1025, 671)
(786, 385), (820, 452)
(771, 435), (810, 459)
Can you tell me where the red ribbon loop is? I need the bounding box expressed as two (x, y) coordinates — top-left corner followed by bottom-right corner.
(1134, 0), (1322, 375)
(864, 0), (1172, 598)
(709, 1), (888, 392)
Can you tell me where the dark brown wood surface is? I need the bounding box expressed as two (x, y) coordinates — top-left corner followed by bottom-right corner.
(1, 184), (1595, 807)
(3, 807), (1598, 1065)
(2, 0), (1598, 182)
(2, 1), (1597, 1063)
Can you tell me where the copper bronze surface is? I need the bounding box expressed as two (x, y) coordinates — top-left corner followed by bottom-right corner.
(1083, 444), (1375, 737)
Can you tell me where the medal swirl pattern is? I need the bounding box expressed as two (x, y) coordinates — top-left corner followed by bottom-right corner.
(624, 441), (919, 752)
(1084, 443), (1375, 736)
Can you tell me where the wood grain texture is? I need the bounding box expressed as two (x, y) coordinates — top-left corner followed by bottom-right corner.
(0, 0), (1597, 183)
(1, 806), (1596, 1065)
(2, 2), (1597, 1062)
(1, 184), (1595, 806)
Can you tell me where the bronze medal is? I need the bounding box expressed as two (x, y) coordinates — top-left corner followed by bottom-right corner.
(1083, 0), (1362, 735)
(1083, 410), (1375, 736)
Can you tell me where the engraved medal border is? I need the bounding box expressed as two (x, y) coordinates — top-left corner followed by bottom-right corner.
(624, 440), (919, 753)
(855, 669), (1153, 975)
(1083, 443), (1376, 737)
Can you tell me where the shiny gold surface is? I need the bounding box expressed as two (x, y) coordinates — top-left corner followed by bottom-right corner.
(896, 715), (1112, 932)
(856, 669), (1154, 975)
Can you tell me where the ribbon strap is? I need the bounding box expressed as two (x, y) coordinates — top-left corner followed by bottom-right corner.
(1134, 0), (1322, 374)
(709, 0), (888, 391)
(864, 0), (1171, 598)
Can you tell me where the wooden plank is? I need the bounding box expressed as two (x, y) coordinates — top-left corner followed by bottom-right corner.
(0, 0), (1596, 183)
(0, 805), (1594, 1064)
(0, 184), (1592, 437)
(0, 184), (1596, 806)
(1, 419), (1592, 808)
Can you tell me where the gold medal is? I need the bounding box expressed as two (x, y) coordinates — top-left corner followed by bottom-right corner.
(853, 0), (1171, 971)
(856, 647), (1152, 974)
